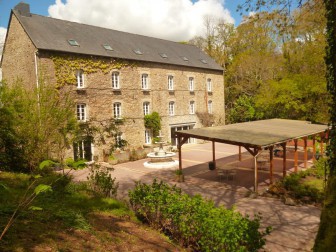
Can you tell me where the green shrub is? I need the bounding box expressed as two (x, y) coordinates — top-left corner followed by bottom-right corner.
(129, 180), (270, 251)
(87, 165), (119, 198)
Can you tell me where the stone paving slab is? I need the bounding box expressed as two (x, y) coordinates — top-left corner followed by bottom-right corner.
(70, 142), (321, 251)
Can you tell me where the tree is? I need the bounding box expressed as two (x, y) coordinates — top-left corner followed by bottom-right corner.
(0, 78), (78, 171)
(240, 0), (336, 250)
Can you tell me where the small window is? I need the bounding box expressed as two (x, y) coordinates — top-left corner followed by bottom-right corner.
(75, 69), (84, 88)
(133, 49), (143, 55)
(103, 44), (113, 51)
(115, 133), (123, 148)
(200, 59), (207, 64)
(145, 129), (152, 144)
(182, 56), (189, 61)
(113, 102), (122, 118)
(143, 102), (150, 115)
(189, 77), (194, 91)
(207, 78), (212, 92)
(159, 53), (168, 59)
(208, 100), (213, 114)
(68, 39), (79, 46)
(189, 101), (195, 114)
(112, 72), (120, 89)
(142, 74), (149, 90)
(77, 104), (86, 121)
(169, 101), (175, 116)
(168, 75), (174, 90)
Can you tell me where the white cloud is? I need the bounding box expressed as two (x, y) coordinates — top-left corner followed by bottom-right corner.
(48, 0), (234, 41)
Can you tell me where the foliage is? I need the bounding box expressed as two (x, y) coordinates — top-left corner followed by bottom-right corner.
(0, 172), (133, 250)
(144, 112), (161, 137)
(129, 179), (270, 251)
(227, 95), (259, 123)
(51, 53), (132, 88)
(87, 165), (119, 198)
(196, 111), (215, 127)
(0, 79), (78, 171)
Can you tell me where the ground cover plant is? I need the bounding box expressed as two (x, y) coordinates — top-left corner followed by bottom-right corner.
(269, 158), (328, 204)
(129, 179), (271, 252)
(0, 172), (180, 251)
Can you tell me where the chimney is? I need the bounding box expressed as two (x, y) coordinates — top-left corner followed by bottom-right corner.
(14, 2), (31, 17)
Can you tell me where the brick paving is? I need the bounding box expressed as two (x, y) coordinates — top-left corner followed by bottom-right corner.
(71, 142), (320, 252)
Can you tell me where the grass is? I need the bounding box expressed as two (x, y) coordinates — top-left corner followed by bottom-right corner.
(0, 171), (181, 251)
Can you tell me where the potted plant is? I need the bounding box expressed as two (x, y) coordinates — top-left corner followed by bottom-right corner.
(209, 161), (215, 170)
(174, 169), (184, 182)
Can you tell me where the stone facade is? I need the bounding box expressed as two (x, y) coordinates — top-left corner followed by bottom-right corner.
(1, 10), (225, 162)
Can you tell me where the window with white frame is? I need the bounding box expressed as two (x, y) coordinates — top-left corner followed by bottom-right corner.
(77, 103), (86, 121)
(189, 101), (195, 114)
(169, 101), (175, 116)
(189, 77), (194, 91)
(112, 71), (120, 89)
(115, 133), (123, 148)
(168, 75), (174, 90)
(145, 129), (152, 144)
(208, 100), (213, 114)
(141, 74), (149, 89)
(113, 102), (122, 118)
(76, 69), (84, 88)
(207, 78), (212, 92)
(143, 102), (150, 115)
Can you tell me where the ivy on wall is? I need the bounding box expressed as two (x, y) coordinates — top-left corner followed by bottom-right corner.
(51, 53), (133, 88)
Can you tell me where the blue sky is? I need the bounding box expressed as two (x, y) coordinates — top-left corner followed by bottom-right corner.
(0, 0), (246, 42)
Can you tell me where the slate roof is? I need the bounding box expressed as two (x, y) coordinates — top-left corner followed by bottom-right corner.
(176, 119), (329, 148)
(12, 9), (223, 72)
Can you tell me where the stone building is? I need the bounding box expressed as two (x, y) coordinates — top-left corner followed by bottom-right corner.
(1, 3), (224, 161)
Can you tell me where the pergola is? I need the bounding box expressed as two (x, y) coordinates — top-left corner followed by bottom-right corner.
(175, 119), (329, 192)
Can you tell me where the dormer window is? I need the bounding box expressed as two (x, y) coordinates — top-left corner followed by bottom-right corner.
(200, 59), (207, 64)
(168, 75), (174, 91)
(133, 49), (143, 55)
(68, 39), (79, 46)
(182, 56), (189, 62)
(103, 44), (113, 51)
(112, 72), (120, 89)
(76, 69), (84, 88)
(159, 53), (168, 59)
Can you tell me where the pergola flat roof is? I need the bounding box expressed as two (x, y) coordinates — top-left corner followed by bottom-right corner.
(175, 119), (328, 148)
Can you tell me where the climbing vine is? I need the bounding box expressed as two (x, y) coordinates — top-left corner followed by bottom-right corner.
(51, 53), (133, 88)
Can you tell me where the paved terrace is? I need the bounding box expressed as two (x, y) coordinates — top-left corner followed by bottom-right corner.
(71, 142), (321, 252)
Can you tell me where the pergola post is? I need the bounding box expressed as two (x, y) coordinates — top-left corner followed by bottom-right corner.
(269, 146), (274, 184)
(294, 139), (298, 173)
(178, 135), (182, 172)
(282, 143), (287, 177)
(313, 135), (316, 162)
(212, 140), (216, 169)
(303, 137), (308, 168)
(254, 155), (258, 192)
(239, 146), (242, 161)
(320, 133), (324, 158)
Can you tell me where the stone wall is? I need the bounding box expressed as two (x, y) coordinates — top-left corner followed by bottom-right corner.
(38, 53), (224, 161)
(1, 13), (37, 89)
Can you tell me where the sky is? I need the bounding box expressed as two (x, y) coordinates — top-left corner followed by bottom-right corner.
(0, 0), (247, 50)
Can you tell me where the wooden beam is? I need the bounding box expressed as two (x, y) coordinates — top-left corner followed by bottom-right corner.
(281, 142), (287, 177)
(303, 137), (308, 168)
(180, 136), (190, 146)
(294, 139), (298, 173)
(320, 133), (324, 158)
(212, 141), (216, 169)
(244, 146), (259, 156)
(269, 146), (274, 184)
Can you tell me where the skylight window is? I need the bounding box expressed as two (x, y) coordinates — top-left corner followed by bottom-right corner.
(133, 49), (143, 55)
(68, 39), (79, 46)
(200, 59), (207, 64)
(182, 56), (189, 61)
(103, 44), (113, 51)
(159, 53), (168, 59)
